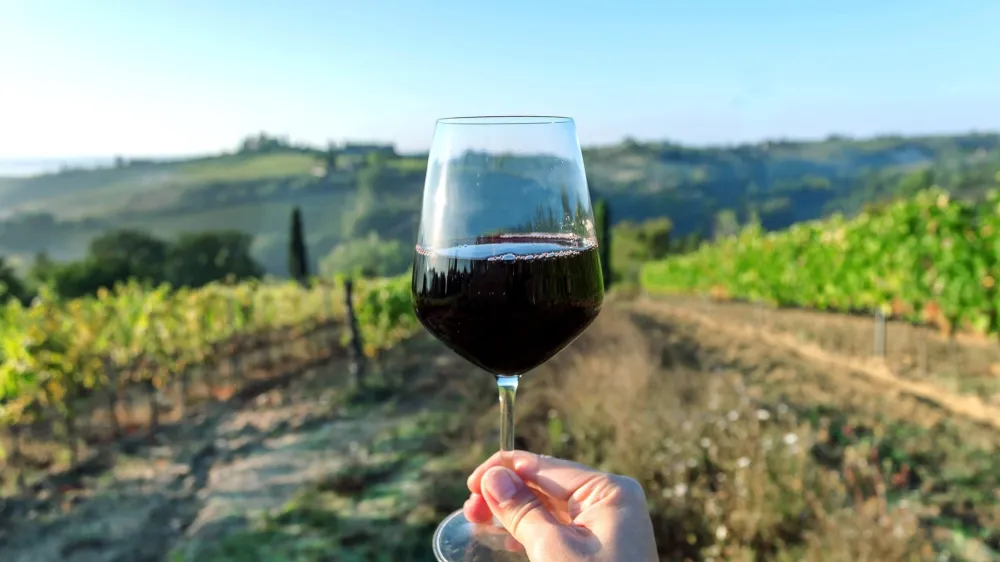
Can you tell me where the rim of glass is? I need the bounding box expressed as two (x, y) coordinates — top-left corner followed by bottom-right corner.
(436, 115), (573, 125)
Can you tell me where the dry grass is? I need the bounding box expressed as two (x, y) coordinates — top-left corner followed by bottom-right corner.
(500, 308), (937, 561)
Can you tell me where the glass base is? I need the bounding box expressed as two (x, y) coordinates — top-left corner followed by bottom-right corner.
(433, 509), (529, 562)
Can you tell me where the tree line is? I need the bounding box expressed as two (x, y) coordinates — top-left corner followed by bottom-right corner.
(0, 202), (393, 305)
(24, 230), (263, 300)
(0, 197), (705, 305)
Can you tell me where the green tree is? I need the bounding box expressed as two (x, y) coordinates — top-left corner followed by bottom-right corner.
(165, 231), (263, 287)
(677, 231), (703, 253)
(42, 259), (128, 299)
(88, 229), (169, 283)
(897, 168), (935, 196)
(613, 218), (674, 261)
(320, 232), (409, 279)
(288, 207), (310, 283)
(27, 251), (57, 288)
(610, 217), (673, 283)
(714, 209), (740, 239)
(0, 256), (30, 303)
(27, 230), (169, 299)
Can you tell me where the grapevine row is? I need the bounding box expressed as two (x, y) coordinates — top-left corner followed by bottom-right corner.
(0, 273), (418, 468)
(640, 188), (1000, 336)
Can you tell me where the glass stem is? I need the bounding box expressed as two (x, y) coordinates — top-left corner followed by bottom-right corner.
(497, 375), (519, 470)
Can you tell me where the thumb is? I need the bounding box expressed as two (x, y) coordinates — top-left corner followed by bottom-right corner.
(481, 466), (562, 547)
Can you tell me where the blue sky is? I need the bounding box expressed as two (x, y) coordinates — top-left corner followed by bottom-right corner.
(1, 0), (998, 158)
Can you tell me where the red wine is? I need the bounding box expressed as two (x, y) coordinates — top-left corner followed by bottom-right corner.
(412, 234), (604, 374)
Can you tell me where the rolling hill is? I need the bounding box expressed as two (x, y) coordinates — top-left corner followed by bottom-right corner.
(1, 132), (998, 276)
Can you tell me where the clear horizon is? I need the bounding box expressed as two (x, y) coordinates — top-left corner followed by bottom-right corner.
(2, 0), (999, 159)
(2, 126), (999, 163)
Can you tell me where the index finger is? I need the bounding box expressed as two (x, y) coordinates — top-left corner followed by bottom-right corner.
(467, 450), (605, 502)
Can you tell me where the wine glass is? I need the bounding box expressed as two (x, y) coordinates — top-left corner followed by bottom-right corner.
(411, 116), (605, 561)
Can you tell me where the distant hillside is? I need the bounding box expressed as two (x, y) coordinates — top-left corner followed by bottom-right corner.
(583, 133), (1000, 234)
(1, 132), (998, 276)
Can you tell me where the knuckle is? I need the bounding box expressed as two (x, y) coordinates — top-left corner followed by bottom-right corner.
(579, 473), (621, 502)
(505, 495), (545, 537)
(601, 474), (646, 505)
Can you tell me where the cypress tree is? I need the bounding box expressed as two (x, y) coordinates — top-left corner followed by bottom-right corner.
(594, 199), (612, 289)
(288, 207), (310, 283)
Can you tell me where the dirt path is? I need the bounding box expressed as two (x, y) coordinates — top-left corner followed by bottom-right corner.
(168, 401), (404, 561)
(0, 347), (450, 562)
(635, 296), (1000, 431)
(0, 326), (481, 562)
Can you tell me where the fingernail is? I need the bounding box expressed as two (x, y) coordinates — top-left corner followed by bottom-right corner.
(485, 468), (521, 502)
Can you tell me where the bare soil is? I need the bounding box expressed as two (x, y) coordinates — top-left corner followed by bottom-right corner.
(640, 295), (1000, 430)
(656, 295), (1000, 404)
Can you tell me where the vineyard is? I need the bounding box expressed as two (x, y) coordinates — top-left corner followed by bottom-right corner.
(641, 187), (1000, 337)
(6, 185), (1000, 560)
(0, 273), (417, 485)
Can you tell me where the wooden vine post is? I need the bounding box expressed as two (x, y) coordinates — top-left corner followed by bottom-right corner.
(344, 278), (366, 389)
(919, 330), (929, 374)
(323, 283), (336, 357)
(55, 377), (81, 466)
(305, 293), (321, 361)
(229, 304), (243, 384)
(874, 309), (886, 358)
(103, 356), (121, 439)
(260, 298), (275, 373)
(147, 377), (160, 436)
(10, 422), (26, 492)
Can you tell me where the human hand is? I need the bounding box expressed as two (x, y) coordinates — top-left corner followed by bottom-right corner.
(463, 450), (658, 562)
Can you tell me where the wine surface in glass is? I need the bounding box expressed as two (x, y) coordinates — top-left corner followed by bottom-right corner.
(412, 233), (604, 374)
